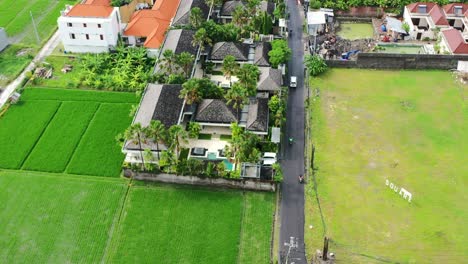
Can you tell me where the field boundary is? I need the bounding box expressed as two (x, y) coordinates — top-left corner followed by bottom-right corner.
(0, 169), (124, 183)
(236, 192), (247, 264)
(19, 101), (62, 169)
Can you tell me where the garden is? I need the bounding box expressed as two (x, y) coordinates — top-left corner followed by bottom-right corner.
(306, 69), (467, 263)
(0, 88), (138, 177)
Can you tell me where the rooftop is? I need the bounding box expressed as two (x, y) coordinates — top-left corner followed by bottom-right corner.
(406, 2), (449, 26)
(65, 4), (113, 18)
(442, 28), (468, 54)
(257, 67), (282, 92)
(220, 0), (245, 16)
(246, 98), (269, 132)
(172, 0), (210, 26)
(254, 42), (272, 67)
(210, 42), (251, 61)
(195, 99), (238, 124)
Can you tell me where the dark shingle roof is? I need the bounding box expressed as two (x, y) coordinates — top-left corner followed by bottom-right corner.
(173, 0), (210, 26)
(246, 98), (269, 132)
(210, 42), (251, 61)
(194, 99), (238, 123)
(161, 29), (197, 55)
(152, 84), (184, 128)
(258, 67), (282, 92)
(254, 42), (271, 66)
(220, 0), (245, 16)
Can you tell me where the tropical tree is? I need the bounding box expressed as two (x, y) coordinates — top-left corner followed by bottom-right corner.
(246, 0), (261, 14)
(304, 54), (328, 76)
(204, 0), (223, 8)
(192, 28), (213, 52)
(144, 120), (166, 161)
(222, 55), (239, 85)
(190, 7), (204, 29)
(176, 52), (195, 78)
(160, 49), (178, 75)
(180, 79), (203, 104)
(268, 39), (292, 68)
(188, 122), (202, 138)
(225, 83), (248, 119)
(236, 63), (260, 96)
(232, 5), (250, 36)
(167, 125), (189, 162)
(124, 123), (146, 169)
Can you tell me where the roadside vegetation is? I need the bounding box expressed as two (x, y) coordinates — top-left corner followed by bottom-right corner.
(306, 69), (467, 263)
(0, 45), (34, 86)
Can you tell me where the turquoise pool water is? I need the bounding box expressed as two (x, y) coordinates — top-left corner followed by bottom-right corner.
(223, 159), (234, 171)
(207, 152), (217, 160)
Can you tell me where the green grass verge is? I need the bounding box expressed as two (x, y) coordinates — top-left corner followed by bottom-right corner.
(0, 170), (126, 263)
(22, 101), (99, 172)
(238, 192), (275, 264)
(21, 87), (139, 103)
(306, 69), (468, 263)
(66, 103), (133, 177)
(0, 45), (34, 86)
(198, 133), (212, 140)
(0, 100), (60, 169)
(220, 134), (232, 141)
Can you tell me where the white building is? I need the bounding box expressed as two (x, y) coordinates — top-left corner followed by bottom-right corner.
(58, 1), (121, 53)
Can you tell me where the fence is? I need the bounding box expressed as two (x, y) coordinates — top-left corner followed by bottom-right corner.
(326, 53), (468, 70)
(125, 170), (277, 192)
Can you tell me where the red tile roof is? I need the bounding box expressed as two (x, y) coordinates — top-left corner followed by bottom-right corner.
(443, 3), (468, 16)
(442, 28), (468, 54)
(406, 2), (449, 26)
(66, 0), (113, 18)
(124, 0), (181, 48)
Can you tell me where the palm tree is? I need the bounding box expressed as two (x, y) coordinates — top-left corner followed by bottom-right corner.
(204, 0), (222, 8)
(160, 49), (177, 75)
(176, 52), (195, 78)
(189, 7), (203, 29)
(124, 123), (146, 169)
(232, 5), (249, 36)
(192, 28), (212, 52)
(144, 120), (166, 161)
(222, 55), (238, 86)
(236, 64), (259, 96)
(180, 79), (202, 104)
(225, 83), (248, 119)
(168, 125), (189, 162)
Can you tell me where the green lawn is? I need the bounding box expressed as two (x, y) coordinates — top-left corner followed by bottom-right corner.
(30, 56), (81, 88)
(306, 69), (468, 263)
(0, 88), (136, 176)
(107, 185), (275, 263)
(0, 100), (60, 169)
(66, 103), (134, 177)
(0, 45), (34, 86)
(336, 22), (374, 40)
(0, 170), (126, 263)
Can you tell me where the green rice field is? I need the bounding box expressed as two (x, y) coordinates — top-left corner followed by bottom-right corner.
(0, 88), (137, 176)
(306, 69), (468, 263)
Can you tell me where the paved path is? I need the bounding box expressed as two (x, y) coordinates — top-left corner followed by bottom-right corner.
(0, 31), (61, 108)
(278, 1), (308, 263)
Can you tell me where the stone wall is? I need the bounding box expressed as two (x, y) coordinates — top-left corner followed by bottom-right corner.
(326, 53), (468, 70)
(126, 170), (277, 192)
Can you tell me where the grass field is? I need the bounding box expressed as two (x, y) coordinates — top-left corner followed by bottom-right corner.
(336, 22), (374, 40)
(306, 69), (467, 263)
(107, 184), (275, 263)
(0, 88), (137, 176)
(0, 0), (76, 44)
(0, 45), (34, 86)
(0, 170), (126, 263)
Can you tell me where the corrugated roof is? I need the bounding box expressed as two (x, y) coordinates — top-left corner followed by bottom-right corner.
(124, 0), (181, 49)
(442, 28), (468, 54)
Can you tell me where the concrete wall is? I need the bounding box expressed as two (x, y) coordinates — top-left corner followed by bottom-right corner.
(126, 170), (277, 192)
(326, 53), (468, 70)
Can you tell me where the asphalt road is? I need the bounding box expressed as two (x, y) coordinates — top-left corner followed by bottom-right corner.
(278, 1), (307, 263)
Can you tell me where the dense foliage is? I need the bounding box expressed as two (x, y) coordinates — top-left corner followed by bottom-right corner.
(304, 55), (328, 77)
(317, 0), (449, 10)
(268, 39), (292, 68)
(77, 47), (154, 92)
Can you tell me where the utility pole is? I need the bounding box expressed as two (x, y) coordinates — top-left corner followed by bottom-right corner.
(30, 11), (41, 44)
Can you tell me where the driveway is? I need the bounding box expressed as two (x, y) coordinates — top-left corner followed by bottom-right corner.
(0, 31), (61, 108)
(278, 0), (308, 263)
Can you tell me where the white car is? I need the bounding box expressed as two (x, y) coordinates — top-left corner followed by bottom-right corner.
(290, 76), (297, 88)
(262, 152), (277, 166)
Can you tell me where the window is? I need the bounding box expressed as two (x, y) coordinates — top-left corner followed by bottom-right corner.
(100, 34), (104, 40)
(454, 6), (463, 15)
(98, 23), (102, 28)
(418, 5), (427, 13)
(67, 22), (72, 27)
(83, 23), (87, 27)
(70, 33), (75, 39)
(85, 34), (89, 40)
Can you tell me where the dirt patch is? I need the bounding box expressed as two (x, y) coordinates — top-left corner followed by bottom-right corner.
(16, 48), (33, 57)
(314, 33), (375, 59)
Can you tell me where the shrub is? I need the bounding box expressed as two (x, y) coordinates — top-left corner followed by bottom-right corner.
(304, 55), (328, 77)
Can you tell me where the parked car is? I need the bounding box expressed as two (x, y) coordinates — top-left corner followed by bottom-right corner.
(290, 76), (297, 87)
(262, 152), (277, 166)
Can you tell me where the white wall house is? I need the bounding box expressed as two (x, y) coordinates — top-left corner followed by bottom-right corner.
(58, 4), (121, 53)
(403, 2), (450, 40)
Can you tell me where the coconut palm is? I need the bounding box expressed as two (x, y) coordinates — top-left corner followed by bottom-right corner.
(168, 125), (189, 162)
(160, 49), (177, 75)
(190, 7), (204, 29)
(192, 28), (212, 52)
(232, 5), (249, 36)
(176, 52), (195, 78)
(225, 82), (248, 119)
(236, 63), (259, 96)
(144, 120), (166, 161)
(180, 78), (202, 104)
(222, 55), (238, 86)
(124, 123), (146, 169)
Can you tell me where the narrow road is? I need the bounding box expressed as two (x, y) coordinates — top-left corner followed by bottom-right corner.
(279, 1), (307, 263)
(0, 31), (61, 108)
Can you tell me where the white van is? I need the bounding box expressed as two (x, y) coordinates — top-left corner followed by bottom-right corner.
(262, 152), (277, 166)
(290, 76), (297, 87)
